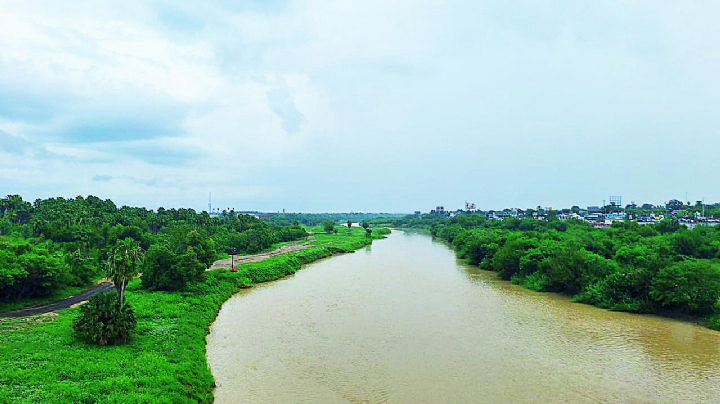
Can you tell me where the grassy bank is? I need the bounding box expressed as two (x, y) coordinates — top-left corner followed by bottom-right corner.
(0, 228), (376, 404)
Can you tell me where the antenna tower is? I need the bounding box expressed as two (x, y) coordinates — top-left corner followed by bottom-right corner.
(208, 192), (212, 213)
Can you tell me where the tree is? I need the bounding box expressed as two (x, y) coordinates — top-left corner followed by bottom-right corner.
(73, 290), (136, 345)
(492, 235), (538, 280)
(650, 260), (720, 315)
(347, 220), (352, 230)
(655, 218), (681, 234)
(142, 243), (178, 290)
(106, 238), (144, 308)
(323, 220), (335, 233)
(361, 221), (370, 230)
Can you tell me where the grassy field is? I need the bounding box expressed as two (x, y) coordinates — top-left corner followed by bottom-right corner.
(0, 227), (380, 404)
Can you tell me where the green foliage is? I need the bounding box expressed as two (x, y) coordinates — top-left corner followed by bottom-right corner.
(373, 227), (392, 237)
(142, 229), (214, 291)
(492, 235), (538, 280)
(323, 219), (335, 233)
(106, 238), (144, 307)
(273, 224), (308, 243)
(576, 266), (655, 313)
(650, 260), (720, 315)
(142, 244), (198, 291)
(63, 249), (98, 286)
(518, 239), (564, 278)
(671, 231), (703, 257)
(0, 238), (71, 301)
(0, 194), (308, 310)
(655, 218), (681, 234)
(539, 248), (618, 295)
(72, 291), (137, 345)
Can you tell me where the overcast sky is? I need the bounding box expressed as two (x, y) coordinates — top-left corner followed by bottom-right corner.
(1, 1), (719, 213)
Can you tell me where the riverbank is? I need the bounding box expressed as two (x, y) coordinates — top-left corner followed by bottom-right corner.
(0, 227), (377, 404)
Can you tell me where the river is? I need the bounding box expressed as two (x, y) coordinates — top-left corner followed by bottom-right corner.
(206, 230), (720, 403)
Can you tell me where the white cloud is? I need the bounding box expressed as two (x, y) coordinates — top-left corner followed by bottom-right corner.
(1, 0), (719, 211)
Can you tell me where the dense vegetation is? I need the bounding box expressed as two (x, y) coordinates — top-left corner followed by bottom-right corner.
(0, 226), (377, 403)
(0, 194), (308, 308)
(395, 213), (720, 328)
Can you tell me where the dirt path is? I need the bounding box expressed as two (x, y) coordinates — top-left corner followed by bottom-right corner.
(0, 281), (115, 318)
(1, 238), (320, 318)
(207, 237), (319, 271)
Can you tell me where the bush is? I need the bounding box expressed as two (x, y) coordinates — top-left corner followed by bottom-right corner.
(142, 244), (205, 291)
(575, 266), (655, 313)
(649, 260), (720, 315)
(0, 239), (71, 301)
(73, 291), (137, 345)
(493, 236), (538, 280)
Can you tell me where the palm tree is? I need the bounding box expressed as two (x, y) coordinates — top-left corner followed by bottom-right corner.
(107, 238), (144, 307)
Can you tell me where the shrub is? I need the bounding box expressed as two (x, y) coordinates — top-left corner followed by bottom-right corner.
(575, 266), (655, 313)
(649, 260), (720, 315)
(493, 236), (538, 280)
(375, 227), (392, 236)
(142, 244), (205, 291)
(73, 291), (137, 345)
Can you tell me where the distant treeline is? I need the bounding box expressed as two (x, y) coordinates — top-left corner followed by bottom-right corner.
(393, 213), (720, 328)
(259, 212), (406, 227)
(0, 195), (307, 302)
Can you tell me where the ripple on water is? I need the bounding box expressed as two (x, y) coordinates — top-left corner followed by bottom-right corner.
(207, 231), (720, 403)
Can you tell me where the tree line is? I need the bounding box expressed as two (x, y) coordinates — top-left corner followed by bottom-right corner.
(0, 194), (308, 302)
(394, 213), (720, 328)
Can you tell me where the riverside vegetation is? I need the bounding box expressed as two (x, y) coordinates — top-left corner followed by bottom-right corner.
(392, 213), (720, 329)
(0, 194), (388, 403)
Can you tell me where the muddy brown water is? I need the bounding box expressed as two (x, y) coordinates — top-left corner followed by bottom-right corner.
(206, 231), (720, 403)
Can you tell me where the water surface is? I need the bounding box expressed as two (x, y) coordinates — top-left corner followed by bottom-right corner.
(207, 231), (720, 403)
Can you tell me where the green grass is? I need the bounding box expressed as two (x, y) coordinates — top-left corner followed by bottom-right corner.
(306, 225), (390, 246)
(0, 232), (375, 404)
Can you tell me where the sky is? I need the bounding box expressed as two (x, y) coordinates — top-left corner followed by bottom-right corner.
(1, 0), (719, 213)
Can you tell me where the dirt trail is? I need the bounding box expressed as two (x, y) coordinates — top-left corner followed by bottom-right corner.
(207, 237), (319, 271)
(0, 281), (114, 318)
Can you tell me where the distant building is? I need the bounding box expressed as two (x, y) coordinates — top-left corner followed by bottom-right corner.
(587, 206), (602, 214)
